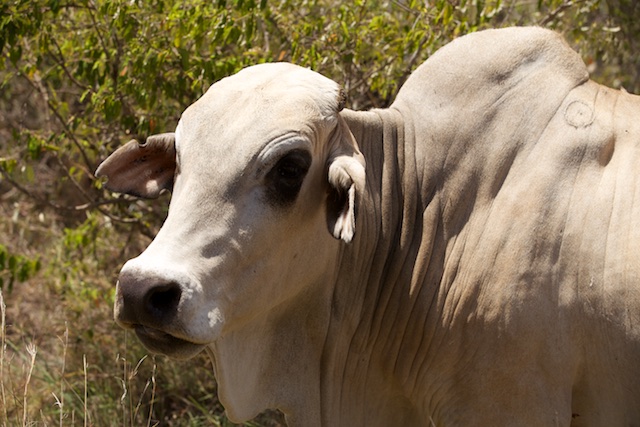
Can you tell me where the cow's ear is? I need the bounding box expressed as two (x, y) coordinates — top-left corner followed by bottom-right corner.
(95, 133), (176, 199)
(326, 116), (365, 243)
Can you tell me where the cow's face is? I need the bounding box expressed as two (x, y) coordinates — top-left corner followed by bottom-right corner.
(96, 63), (365, 359)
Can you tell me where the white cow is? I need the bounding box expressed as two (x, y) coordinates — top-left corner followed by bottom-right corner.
(96, 27), (640, 425)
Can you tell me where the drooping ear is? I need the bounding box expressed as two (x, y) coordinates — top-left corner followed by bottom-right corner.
(95, 133), (176, 199)
(326, 115), (366, 243)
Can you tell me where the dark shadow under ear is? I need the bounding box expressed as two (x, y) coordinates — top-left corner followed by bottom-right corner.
(326, 116), (365, 243)
(95, 133), (176, 199)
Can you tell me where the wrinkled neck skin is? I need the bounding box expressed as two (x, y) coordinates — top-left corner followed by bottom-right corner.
(208, 108), (430, 426)
(319, 108), (431, 426)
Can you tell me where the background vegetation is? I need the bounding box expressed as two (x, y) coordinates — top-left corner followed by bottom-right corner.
(0, 0), (638, 425)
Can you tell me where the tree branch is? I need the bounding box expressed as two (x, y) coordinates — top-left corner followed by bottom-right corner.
(539, 0), (577, 26)
(0, 165), (138, 222)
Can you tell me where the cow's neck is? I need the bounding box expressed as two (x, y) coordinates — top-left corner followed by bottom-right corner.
(207, 108), (440, 426)
(326, 55), (584, 422)
(314, 108), (441, 425)
(208, 267), (335, 425)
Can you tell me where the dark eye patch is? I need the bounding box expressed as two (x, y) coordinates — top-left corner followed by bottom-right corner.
(265, 149), (312, 206)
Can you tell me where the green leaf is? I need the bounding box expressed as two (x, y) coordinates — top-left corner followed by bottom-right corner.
(48, 0), (61, 14)
(18, 262), (30, 281)
(0, 158), (17, 174)
(22, 165), (35, 183)
(9, 44), (21, 65)
(27, 134), (43, 160)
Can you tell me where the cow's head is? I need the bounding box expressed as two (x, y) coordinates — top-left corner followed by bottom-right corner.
(96, 63), (365, 359)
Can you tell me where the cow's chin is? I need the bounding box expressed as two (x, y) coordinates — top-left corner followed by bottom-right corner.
(134, 325), (206, 360)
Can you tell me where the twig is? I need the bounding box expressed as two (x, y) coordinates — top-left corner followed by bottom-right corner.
(59, 323), (68, 427)
(53, 155), (95, 207)
(0, 291), (7, 426)
(392, 0), (422, 15)
(46, 102), (93, 170)
(539, 0), (579, 26)
(86, 0), (112, 67)
(395, 13), (430, 93)
(147, 357), (157, 427)
(0, 165), (132, 214)
(16, 71), (93, 171)
(22, 343), (38, 427)
(83, 354), (88, 427)
(131, 356), (150, 424)
(48, 36), (90, 91)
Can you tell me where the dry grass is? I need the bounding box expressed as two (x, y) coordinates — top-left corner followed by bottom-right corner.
(0, 276), (285, 427)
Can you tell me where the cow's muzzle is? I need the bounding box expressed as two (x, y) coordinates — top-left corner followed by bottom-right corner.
(114, 264), (206, 359)
(133, 325), (204, 359)
(115, 272), (182, 327)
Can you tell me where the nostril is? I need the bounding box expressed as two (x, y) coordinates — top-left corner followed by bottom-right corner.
(145, 283), (181, 319)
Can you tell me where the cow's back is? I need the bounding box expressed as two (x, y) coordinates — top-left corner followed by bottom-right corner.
(549, 80), (640, 424)
(384, 27), (640, 424)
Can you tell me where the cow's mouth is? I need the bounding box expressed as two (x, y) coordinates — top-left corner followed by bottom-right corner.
(134, 325), (205, 359)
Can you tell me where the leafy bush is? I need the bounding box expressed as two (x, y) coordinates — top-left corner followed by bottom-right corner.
(1, 0), (638, 425)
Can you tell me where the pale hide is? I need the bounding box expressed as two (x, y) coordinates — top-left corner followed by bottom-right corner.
(96, 27), (640, 425)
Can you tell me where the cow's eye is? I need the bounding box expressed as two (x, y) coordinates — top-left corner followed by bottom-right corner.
(266, 150), (312, 206)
